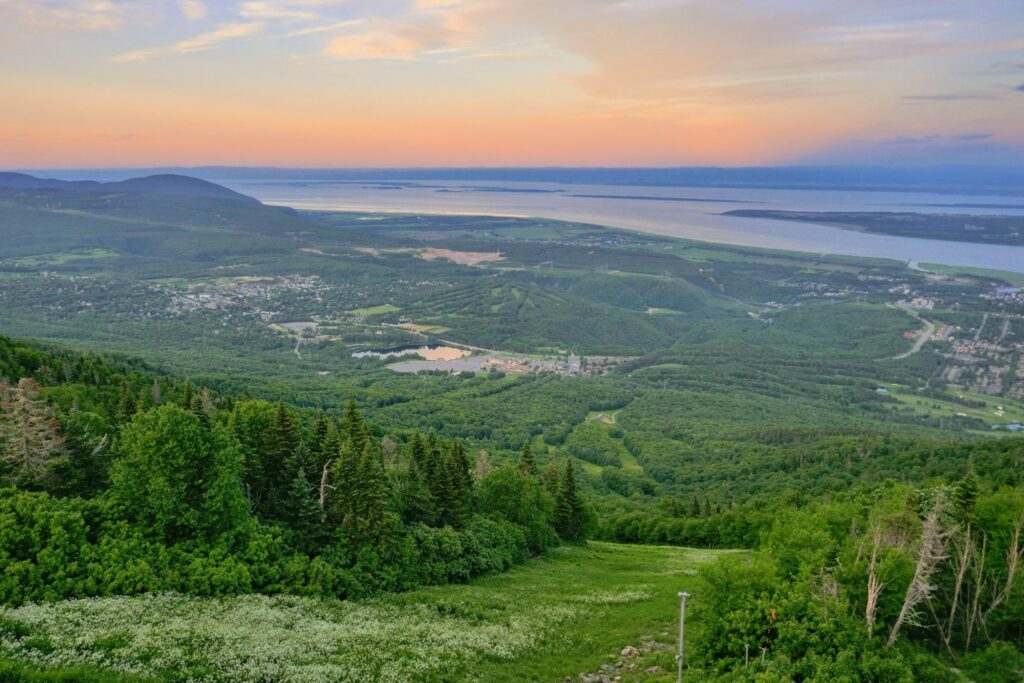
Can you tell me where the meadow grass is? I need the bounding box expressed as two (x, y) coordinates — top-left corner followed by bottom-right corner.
(0, 543), (728, 683)
(349, 303), (401, 316)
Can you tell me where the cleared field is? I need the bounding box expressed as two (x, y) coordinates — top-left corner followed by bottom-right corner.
(3, 248), (118, 266)
(0, 543), (726, 683)
(349, 303), (401, 316)
(886, 386), (1024, 430)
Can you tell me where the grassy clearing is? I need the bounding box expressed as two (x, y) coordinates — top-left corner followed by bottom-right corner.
(4, 248), (118, 266)
(0, 543), (726, 683)
(886, 386), (1024, 428)
(349, 303), (400, 316)
(919, 263), (1024, 286)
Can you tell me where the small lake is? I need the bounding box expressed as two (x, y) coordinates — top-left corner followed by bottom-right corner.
(352, 345), (471, 361)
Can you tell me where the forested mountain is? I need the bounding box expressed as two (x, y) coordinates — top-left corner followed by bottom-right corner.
(1, 176), (1022, 681)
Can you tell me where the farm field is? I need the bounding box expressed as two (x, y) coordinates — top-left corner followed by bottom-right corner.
(0, 543), (726, 683)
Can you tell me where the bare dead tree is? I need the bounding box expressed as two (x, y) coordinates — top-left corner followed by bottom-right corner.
(965, 534), (987, 653)
(0, 377), (68, 483)
(888, 493), (954, 647)
(318, 460), (334, 519)
(815, 570), (841, 626)
(474, 450), (491, 482)
(944, 525), (974, 649)
(866, 530), (885, 637)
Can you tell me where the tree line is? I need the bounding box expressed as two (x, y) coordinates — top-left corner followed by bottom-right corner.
(0, 335), (590, 607)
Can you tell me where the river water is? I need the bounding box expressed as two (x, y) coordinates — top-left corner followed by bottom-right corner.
(212, 177), (1024, 273)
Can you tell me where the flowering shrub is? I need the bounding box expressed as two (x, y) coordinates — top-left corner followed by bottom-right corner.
(0, 590), (584, 682)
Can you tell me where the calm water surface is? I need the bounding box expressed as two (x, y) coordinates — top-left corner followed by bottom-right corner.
(213, 178), (1024, 273)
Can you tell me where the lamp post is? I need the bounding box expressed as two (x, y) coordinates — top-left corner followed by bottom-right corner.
(676, 591), (690, 683)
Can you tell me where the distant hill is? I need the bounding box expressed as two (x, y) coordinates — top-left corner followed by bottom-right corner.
(0, 172), (260, 205)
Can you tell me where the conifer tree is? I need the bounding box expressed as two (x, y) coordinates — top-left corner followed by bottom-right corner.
(181, 380), (194, 410)
(330, 435), (360, 525)
(189, 393), (211, 428)
(554, 459), (586, 542)
(309, 410), (329, 463)
(352, 441), (388, 535)
(397, 446), (435, 525)
(116, 379), (136, 424)
(265, 403), (299, 518)
(282, 450), (321, 552)
(0, 378), (68, 487)
(342, 398), (368, 457)
(450, 440), (474, 520)
(520, 442), (537, 476)
(542, 461), (560, 498)
(433, 453), (459, 527)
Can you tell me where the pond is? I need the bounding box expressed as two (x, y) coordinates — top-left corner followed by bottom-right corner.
(352, 345), (471, 361)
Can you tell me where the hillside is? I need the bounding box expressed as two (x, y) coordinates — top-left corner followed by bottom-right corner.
(0, 172), (259, 204)
(1, 178), (1023, 680)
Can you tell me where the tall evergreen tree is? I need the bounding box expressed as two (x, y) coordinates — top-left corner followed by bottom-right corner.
(265, 403), (300, 518)
(116, 379), (136, 424)
(450, 440), (474, 522)
(352, 442), (388, 536)
(309, 410), (330, 464)
(397, 446), (435, 525)
(282, 442), (322, 550)
(554, 459), (586, 542)
(520, 442), (537, 476)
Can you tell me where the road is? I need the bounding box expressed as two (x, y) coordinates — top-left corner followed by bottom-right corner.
(893, 305), (936, 360)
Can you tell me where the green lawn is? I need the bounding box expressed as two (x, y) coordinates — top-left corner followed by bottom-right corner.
(886, 386), (1024, 429)
(349, 303), (400, 316)
(0, 543), (728, 683)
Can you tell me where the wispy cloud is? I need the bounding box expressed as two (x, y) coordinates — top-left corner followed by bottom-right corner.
(178, 0), (207, 21)
(1, 0), (125, 31)
(903, 93), (998, 102)
(111, 21), (265, 63)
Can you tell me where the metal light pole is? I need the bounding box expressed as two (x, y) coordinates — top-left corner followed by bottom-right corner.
(676, 591), (690, 683)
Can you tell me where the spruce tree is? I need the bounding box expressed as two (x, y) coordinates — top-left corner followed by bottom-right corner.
(554, 459), (585, 542)
(342, 398), (368, 457)
(265, 403), (299, 518)
(330, 435), (361, 525)
(450, 440), (474, 522)
(398, 449), (435, 525)
(116, 379), (136, 424)
(520, 442), (537, 476)
(283, 443), (322, 550)
(309, 410), (329, 463)
(353, 442), (388, 536)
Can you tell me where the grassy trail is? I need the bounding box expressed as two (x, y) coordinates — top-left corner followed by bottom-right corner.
(0, 543), (729, 683)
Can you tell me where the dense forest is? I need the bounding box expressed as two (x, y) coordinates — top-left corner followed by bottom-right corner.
(2, 333), (1022, 681)
(0, 335), (590, 608)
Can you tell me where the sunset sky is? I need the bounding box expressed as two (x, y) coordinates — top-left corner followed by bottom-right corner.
(1, 0), (1022, 168)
